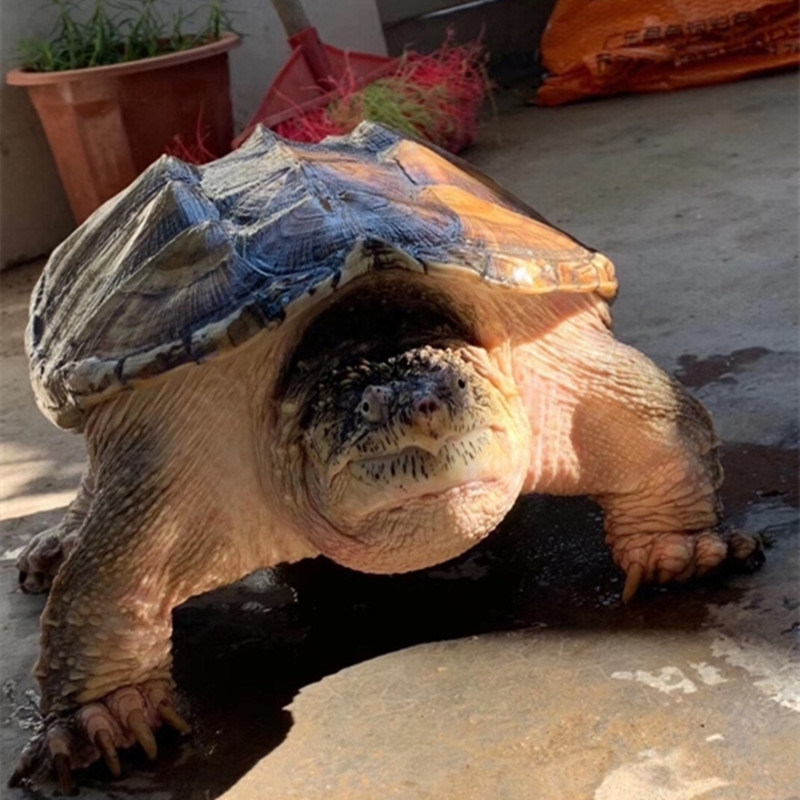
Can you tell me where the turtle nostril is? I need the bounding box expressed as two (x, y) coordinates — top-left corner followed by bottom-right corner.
(415, 397), (441, 417)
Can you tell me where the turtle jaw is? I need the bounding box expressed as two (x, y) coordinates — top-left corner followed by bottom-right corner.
(315, 428), (526, 573)
(340, 426), (507, 517)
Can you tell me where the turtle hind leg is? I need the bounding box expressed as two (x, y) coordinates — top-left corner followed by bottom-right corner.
(17, 468), (95, 594)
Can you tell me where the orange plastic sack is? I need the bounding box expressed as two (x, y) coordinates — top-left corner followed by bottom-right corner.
(537, 0), (799, 106)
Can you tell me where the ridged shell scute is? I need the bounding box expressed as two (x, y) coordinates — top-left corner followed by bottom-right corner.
(28, 122), (617, 429)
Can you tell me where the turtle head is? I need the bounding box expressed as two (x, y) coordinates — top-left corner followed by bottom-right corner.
(279, 345), (530, 573)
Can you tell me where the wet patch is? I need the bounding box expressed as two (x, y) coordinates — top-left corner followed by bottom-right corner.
(610, 661), (730, 696)
(721, 442), (799, 512)
(610, 666), (699, 695)
(674, 347), (773, 389)
(672, 347), (798, 451)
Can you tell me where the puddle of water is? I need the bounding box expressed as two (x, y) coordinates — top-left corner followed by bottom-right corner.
(674, 347), (771, 388)
(721, 442), (799, 511)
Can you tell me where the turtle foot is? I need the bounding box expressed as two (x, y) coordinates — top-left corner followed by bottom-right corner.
(613, 528), (765, 603)
(8, 680), (190, 792)
(16, 526), (79, 594)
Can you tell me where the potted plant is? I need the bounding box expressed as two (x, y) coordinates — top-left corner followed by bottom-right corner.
(6, 0), (241, 223)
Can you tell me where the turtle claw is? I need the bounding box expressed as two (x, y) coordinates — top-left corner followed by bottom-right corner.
(16, 528), (76, 594)
(7, 728), (72, 792)
(95, 729), (122, 778)
(127, 708), (158, 760)
(53, 752), (75, 795)
(622, 562), (645, 603)
(8, 749), (33, 788)
(9, 680), (189, 791)
(157, 702), (192, 735)
(726, 530), (767, 572)
(615, 528), (766, 602)
(8, 728), (47, 788)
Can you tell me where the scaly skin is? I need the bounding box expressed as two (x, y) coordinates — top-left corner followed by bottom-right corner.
(12, 280), (761, 791)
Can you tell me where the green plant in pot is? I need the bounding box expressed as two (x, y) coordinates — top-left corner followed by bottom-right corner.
(7, 0), (240, 223)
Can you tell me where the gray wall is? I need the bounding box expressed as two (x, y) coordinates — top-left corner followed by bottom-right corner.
(0, 0), (387, 269)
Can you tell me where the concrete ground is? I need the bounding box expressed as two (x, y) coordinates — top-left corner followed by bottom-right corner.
(1, 73), (798, 799)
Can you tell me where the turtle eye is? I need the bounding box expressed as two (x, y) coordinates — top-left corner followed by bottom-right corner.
(359, 387), (388, 424)
(451, 373), (470, 397)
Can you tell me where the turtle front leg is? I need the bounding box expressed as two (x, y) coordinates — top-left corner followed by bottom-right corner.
(516, 320), (763, 602)
(582, 340), (764, 601)
(594, 393), (735, 602)
(597, 410), (764, 603)
(10, 452), (257, 790)
(11, 679), (189, 792)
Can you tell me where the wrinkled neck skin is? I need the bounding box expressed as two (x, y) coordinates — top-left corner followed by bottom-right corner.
(266, 272), (606, 575)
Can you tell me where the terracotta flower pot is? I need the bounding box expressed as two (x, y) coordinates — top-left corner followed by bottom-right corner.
(7, 33), (241, 223)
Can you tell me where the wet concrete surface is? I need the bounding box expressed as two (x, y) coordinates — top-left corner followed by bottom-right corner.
(1, 73), (798, 799)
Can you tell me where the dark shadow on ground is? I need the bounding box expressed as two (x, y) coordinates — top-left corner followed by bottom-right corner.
(55, 441), (796, 799)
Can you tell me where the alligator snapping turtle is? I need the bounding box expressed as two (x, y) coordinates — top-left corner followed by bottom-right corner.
(12, 122), (761, 789)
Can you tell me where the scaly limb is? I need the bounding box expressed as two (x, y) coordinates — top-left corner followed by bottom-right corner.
(587, 342), (765, 602)
(10, 421), (259, 790)
(514, 312), (765, 602)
